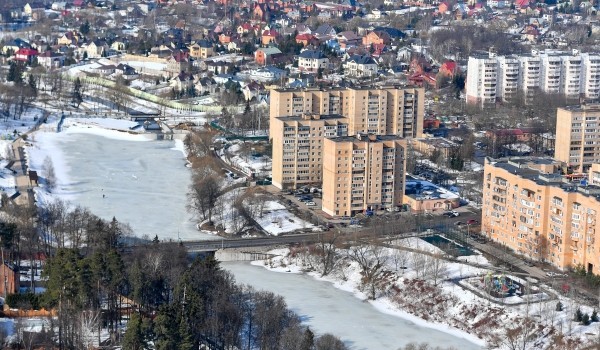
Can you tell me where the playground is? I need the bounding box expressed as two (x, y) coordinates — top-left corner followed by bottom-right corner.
(460, 273), (551, 304)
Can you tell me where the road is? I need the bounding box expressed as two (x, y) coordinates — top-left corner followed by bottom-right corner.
(183, 232), (323, 252)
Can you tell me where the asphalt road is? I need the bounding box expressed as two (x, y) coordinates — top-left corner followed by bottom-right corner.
(183, 232), (323, 252)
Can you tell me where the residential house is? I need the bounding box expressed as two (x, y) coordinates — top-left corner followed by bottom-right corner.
(439, 60), (459, 78)
(205, 60), (231, 75)
(14, 48), (38, 64)
(438, 1), (450, 13)
(166, 52), (190, 76)
(111, 40), (126, 52)
(115, 64), (138, 79)
(261, 28), (279, 45)
(2, 38), (31, 55)
(313, 24), (337, 39)
(362, 31), (391, 47)
(242, 81), (265, 101)
(255, 47), (283, 65)
(237, 23), (254, 35)
(189, 40), (214, 59)
(196, 77), (217, 95)
(79, 40), (107, 59)
(37, 51), (65, 70)
(336, 31), (362, 48)
(295, 33), (316, 46)
(57, 31), (80, 46)
(297, 50), (329, 73)
(343, 55), (378, 78)
(219, 33), (233, 44)
(171, 71), (195, 92)
(0, 263), (19, 295)
(249, 66), (287, 82)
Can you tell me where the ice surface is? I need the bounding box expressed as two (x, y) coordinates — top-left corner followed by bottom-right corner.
(223, 262), (483, 350)
(28, 127), (214, 241)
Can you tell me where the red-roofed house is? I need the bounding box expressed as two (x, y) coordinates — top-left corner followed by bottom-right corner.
(262, 29), (279, 45)
(438, 1), (451, 13)
(14, 48), (38, 64)
(296, 33), (315, 46)
(439, 60), (459, 78)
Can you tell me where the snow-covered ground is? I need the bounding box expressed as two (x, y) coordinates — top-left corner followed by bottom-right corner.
(255, 201), (318, 235)
(25, 117), (215, 241)
(249, 238), (600, 350)
(219, 142), (271, 177)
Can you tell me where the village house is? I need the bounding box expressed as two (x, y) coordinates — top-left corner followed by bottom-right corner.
(166, 52), (190, 76)
(343, 54), (378, 78)
(171, 71), (195, 91)
(297, 50), (329, 73)
(37, 51), (65, 70)
(362, 31), (391, 47)
(14, 48), (38, 64)
(255, 47), (283, 66)
(195, 77), (218, 95)
(261, 28), (280, 45)
(189, 40), (214, 59)
(57, 31), (80, 46)
(78, 40), (108, 59)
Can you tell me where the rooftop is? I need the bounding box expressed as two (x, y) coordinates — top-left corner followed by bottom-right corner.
(276, 114), (345, 122)
(487, 156), (600, 198)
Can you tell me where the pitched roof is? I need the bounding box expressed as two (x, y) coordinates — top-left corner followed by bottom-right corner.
(347, 54), (376, 64)
(298, 50), (326, 59)
(257, 47), (282, 55)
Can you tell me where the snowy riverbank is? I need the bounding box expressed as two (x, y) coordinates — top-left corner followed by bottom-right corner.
(251, 242), (600, 350)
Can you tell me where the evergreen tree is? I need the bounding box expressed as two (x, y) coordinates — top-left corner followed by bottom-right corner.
(301, 328), (315, 350)
(7, 61), (24, 83)
(592, 310), (599, 322)
(80, 20), (91, 35)
(72, 77), (83, 108)
(582, 313), (590, 325)
(123, 313), (146, 350)
(574, 307), (583, 322)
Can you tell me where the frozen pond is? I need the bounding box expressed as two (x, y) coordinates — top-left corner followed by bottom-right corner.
(45, 133), (214, 241)
(223, 262), (483, 350)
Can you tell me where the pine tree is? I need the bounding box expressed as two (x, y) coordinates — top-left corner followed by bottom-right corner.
(556, 301), (563, 311)
(301, 328), (315, 350)
(582, 313), (590, 325)
(123, 313), (146, 350)
(574, 307), (583, 322)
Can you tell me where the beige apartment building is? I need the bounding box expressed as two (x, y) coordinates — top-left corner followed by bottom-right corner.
(269, 86), (424, 139)
(322, 134), (406, 217)
(555, 105), (600, 173)
(482, 157), (600, 274)
(271, 114), (348, 189)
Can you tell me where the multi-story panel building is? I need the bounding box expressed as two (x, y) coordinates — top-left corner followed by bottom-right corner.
(322, 134), (406, 216)
(271, 114), (348, 189)
(554, 105), (600, 173)
(466, 50), (600, 105)
(482, 157), (600, 274)
(466, 53), (498, 105)
(269, 86), (424, 139)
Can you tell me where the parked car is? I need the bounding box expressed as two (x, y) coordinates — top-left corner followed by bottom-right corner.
(454, 221), (464, 226)
(306, 201), (316, 206)
(467, 219), (478, 225)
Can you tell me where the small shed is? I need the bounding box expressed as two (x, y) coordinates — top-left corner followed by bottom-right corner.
(28, 170), (38, 186)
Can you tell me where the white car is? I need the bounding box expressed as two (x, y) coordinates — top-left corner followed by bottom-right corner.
(306, 201), (316, 206)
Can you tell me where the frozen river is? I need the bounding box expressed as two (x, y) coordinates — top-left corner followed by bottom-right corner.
(47, 133), (214, 241)
(223, 262), (484, 350)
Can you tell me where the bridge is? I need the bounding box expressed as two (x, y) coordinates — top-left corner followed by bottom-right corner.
(182, 232), (324, 252)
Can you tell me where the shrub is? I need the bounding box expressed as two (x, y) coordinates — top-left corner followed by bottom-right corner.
(582, 313), (590, 326)
(5, 293), (40, 310)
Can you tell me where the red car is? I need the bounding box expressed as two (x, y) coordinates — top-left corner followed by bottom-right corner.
(467, 219), (479, 225)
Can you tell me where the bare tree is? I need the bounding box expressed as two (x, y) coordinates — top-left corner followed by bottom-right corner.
(425, 253), (448, 286)
(42, 156), (56, 191)
(347, 241), (390, 300)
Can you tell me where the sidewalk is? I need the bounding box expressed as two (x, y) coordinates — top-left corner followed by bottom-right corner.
(9, 138), (36, 207)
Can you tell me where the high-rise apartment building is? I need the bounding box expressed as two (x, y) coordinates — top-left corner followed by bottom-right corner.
(466, 50), (600, 105)
(482, 157), (600, 274)
(322, 134), (406, 217)
(269, 86), (424, 139)
(555, 105), (600, 173)
(271, 114), (348, 189)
